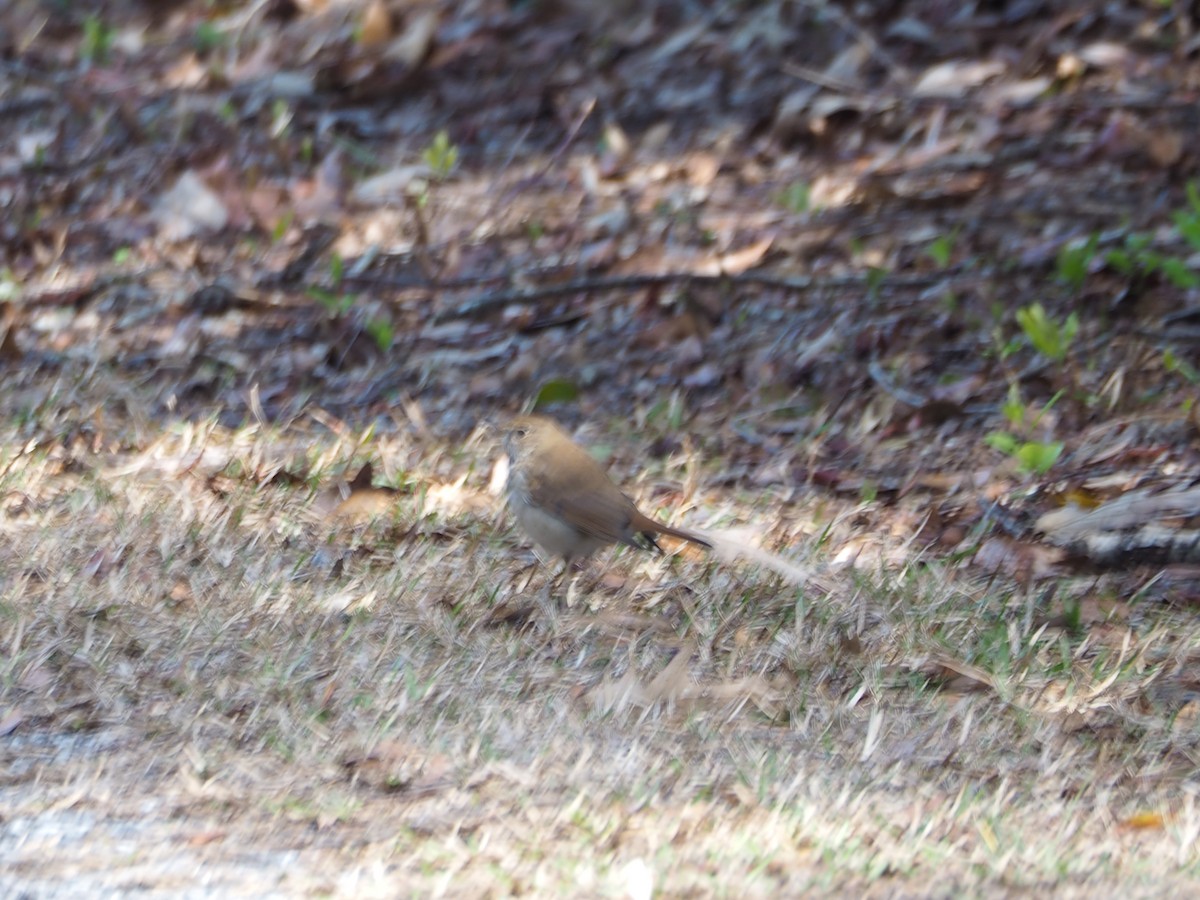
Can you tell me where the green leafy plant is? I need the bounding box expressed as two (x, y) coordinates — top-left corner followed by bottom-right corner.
(646, 394), (685, 431)
(778, 181), (813, 215)
(987, 306), (1023, 361)
(986, 387), (1065, 475)
(1016, 303), (1078, 362)
(1000, 388), (1025, 428)
(1155, 256), (1199, 289)
(318, 252), (390, 351)
(0, 268), (18, 302)
(422, 130), (458, 180)
(1099, 184), (1200, 289)
(309, 254), (356, 317)
(366, 317), (393, 351)
(308, 287), (355, 316)
(1164, 348), (1200, 385)
(270, 99), (292, 139)
(1105, 232), (1200, 289)
(1173, 182), (1200, 242)
(984, 432), (1063, 475)
(81, 15), (114, 65)
(924, 231), (956, 269)
(1102, 232), (1152, 278)
(859, 480), (878, 504)
(271, 210), (294, 244)
(1055, 234), (1098, 290)
(532, 379), (579, 409)
(193, 22), (223, 54)
(865, 266), (886, 302)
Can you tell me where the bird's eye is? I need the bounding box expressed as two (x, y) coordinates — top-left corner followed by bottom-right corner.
(510, 427), (527, 440)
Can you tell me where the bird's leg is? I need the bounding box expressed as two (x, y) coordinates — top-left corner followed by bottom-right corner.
(546, 556), (572, 602)
(529, 557), (568, 634)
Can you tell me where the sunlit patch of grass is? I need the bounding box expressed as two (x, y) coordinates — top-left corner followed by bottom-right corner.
(0, 397), (1198, 894)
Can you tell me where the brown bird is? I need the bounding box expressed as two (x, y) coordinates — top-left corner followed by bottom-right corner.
(503, 414), (712, 566)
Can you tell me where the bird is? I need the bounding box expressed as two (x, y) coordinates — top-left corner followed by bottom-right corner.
(502, 414), (712, 567)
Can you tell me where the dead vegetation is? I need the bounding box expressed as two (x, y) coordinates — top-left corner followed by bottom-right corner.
(3, 0), (1200, 896)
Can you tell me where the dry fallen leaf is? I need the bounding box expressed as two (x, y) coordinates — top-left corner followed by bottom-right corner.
(718, 235), (774, 276)
(1120, 811), (1168, 831)
(386, 9), (438, 68)
(152, 171), (228, 241)
(1145, 128), (1184, 167)
(0, 708), (24, 737)
(913, 59), (1005, 98)
(359, 0), (392, 46)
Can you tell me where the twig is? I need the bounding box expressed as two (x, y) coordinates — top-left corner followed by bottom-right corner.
(867, 359), (927, 407)
(805, 0), (907, 84)
(406, 191), (439, 285)
(441, 270), (966, 320)
(781, 61), (870, 96)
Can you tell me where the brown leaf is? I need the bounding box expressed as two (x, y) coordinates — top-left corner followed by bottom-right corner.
(718, 236), (774, 276)
(973, 537), (1063, 581)
(385, 10), (439, 68)
(84, 546), (125, 580)
(0, 708), (24, 737)
(598, 570), (633, 591)
(167, 581), (194, 608)
(1120, 811), (1168, 831)
(919, 656), (997, 694)
(1145, 128), (1184, 168)
(19, 665), (53, 692)
(914, 59), (1006, 97)
(0, 305), (22, 362)
(343, 740), (455, 795)
(312, 464), (403, 523)
(1037, 597), (1132, 630)
(913, 399), (965, 427)
(348, 462), (375, 492)
(359, 0), (392, 47)
(483, 601), (537, 628)
(185, 830), (228, 847)
(331, 487), (399, 523)
(152, 171), (229, 241)
(686, 152), (719, 187)
(1037, 486), (1200, 541)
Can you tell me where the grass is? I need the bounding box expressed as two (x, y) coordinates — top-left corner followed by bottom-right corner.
(2, 385), (1199, 896)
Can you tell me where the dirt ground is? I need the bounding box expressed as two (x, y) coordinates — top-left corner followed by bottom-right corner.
(3, 1), (1200, 896)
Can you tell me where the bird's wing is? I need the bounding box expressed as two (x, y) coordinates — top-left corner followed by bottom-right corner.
(521, 448), (642, 547)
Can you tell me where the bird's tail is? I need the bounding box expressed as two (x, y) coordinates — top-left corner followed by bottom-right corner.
(652, 522), (830, 591)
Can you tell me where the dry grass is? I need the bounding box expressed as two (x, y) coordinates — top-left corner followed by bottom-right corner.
(5, 0), (1200, 894)
(2, 382), (1199, 897)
